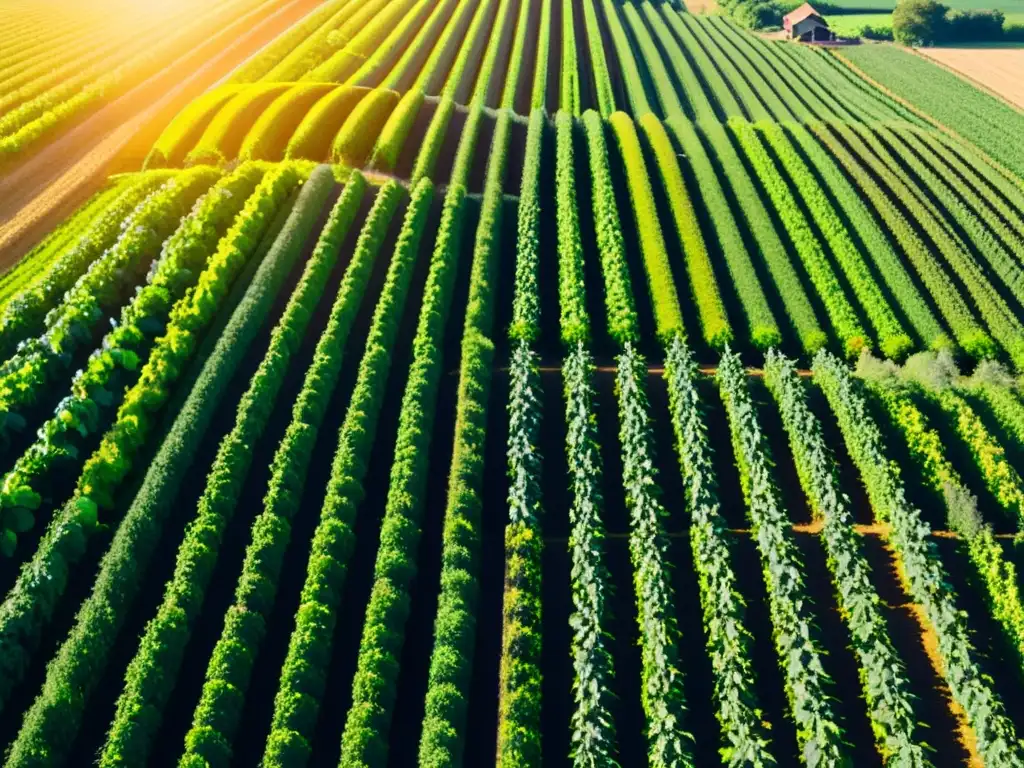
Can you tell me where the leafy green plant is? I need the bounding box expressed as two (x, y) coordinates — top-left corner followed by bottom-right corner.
(764, 351), (929, 765)
(814, 350), (1024, 767)
(101, 171), (372, 768)
(718, 350), (847, 767)
(664, 334), (772, 767)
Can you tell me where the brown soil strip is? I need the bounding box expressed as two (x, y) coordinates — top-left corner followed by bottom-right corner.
(0, 0), (324, 266)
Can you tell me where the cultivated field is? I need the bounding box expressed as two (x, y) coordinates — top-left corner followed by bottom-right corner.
(918, 45), (1024, 109)
(1, 1), (1024, 767)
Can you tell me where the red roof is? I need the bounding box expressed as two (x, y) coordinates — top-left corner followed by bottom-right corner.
(783, 3), (826, 27)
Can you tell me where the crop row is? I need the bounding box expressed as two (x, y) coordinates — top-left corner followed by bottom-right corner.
(497, 106), (545, 767)
(2, 164), (329, 766)
(663, 334), (772, 766)
(814, 351), (1024, 765)
(763, 352), (929, 765)
(860, 373), (1024, 678)
(104, 171), (370, 767)
(718, 351), (846, 766)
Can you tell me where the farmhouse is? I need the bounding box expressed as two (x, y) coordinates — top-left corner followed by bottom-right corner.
(783, 3), (834, 41)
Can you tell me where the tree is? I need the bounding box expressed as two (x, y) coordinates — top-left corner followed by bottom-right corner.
(892, 0), (949, 44)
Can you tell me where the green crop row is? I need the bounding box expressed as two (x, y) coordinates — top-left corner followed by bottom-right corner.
(814, 351), (1024, 766)
(809, 124), (992, 359)
(0, 165), (328, 767)
(370, 89), (425, 172)
(718, 350), (847, 766)
(609, 112), (684, 344)
(509, 109), (543, 343)
(764, 352), (929, 765)
(563, 342), (617, 764)
(0, 167), (259, 552)
(100, 171), (370, 768)
(861, 376), (1024, 680)
(780, 123), (948, 352)
(186, 84), (291, 167)
(0, 180), (127, 314)
(878, 126), (1024, 311)
(228, 0), (351, 83)
(837, 45), (1024, 180)
(286, 85), (372, 163)
(496, 338), (544, 768)
(757, 123), (911, 358)
(731, 120), (866, 357)
(0, 169), (214, 421)
(664, 118), (780, 349)
(0, 172), (170, 359)
(640, 114), (731, 349)
(496, 106), (545, 761)
(75, 165), (302, 513)
(386, 0), (464, 93)
(179, 179), (402, 767)
(601, 0), (652, 116)
(332, 89), (401, 167)
(417, 109), (511, 766)
(582, 110), (639, 347)
(701, 121), (824, 352)
(239, 84), (335, 162)
(555, 111), (589, 346)
(616, 344), (693, 766)
(663, 334), (772, 767)
(561, 0), (580, 114)
(836, 123), (1022, 365)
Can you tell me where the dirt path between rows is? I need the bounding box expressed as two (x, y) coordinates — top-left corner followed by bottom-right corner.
(0, 0), (323, 268)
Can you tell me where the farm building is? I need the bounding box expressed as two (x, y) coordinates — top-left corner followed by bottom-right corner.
(784, 3), (835, 40)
